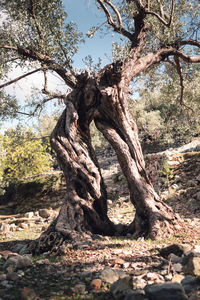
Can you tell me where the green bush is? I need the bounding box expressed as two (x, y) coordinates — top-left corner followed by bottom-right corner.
(0, 126), (52, 184)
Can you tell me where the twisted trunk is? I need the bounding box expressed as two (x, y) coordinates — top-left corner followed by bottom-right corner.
(29, 67), (177, 254)
(95, 83), (175, 239)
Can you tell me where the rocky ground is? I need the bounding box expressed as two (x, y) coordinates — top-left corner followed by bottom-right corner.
(0, 140), (200, 299)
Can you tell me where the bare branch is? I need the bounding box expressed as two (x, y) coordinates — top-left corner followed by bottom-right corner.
(172, 51), (200, 63)
(97, 0), (133, 40)
(133, 0), (145, 9)
(146, 0), (175, 28)
(41, 69), (66, 99)
(0, 68), (42, 89)
(174, 55), (194, 112)
(29, 0), (44, 41)
(168, 0), (175, 27)
(0, 44), (77, 88)
(104, 0), (123, 28)
(179, 39), (200, 48)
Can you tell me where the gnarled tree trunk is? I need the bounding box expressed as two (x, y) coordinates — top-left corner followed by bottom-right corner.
(29, 68), (177, 255)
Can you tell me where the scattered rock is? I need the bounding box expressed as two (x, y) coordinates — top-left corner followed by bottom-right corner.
(110, 276), (133, 299)
(0, 223), (10, 234)
(114, 258), (125, 266)
(73, 283), (86, 294)
(183, 256), (200, 276)
(6, 272), (19, 281)
(4, 255), (33, 270)
(168, 253), (182, 263)
(181, 276), (200, 294)
(24, 212), (34, 218)
(90, 278), (102, 290)
(145, 282), (188, 300)
(21, 287), (36, 300)
(172, 274), (184, 283)
(195, 192), (200, 201)
(173, 263), (183, 273)
(100, 267), (119, 284)
(38, 209), (51, 218)
(160, 244), (191, 258)
(124, 289), (146, 300)
(19, 223), (29, 229)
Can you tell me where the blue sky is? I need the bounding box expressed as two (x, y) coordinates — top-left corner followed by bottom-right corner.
(63, 0), (114, 68)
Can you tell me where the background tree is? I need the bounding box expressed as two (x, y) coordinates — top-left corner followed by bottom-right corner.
(130, 67), (200, 152)
(0, 126), (52, 184)
(0, 0), (200, 254)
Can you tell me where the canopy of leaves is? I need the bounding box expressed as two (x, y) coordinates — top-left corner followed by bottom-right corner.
(0, 0), (83, 72)
(0, 0), (199, 135)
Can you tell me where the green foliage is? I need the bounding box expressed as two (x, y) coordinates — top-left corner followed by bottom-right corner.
(130, 67), (200, 151)
(38, 112), (60, 136)
(0, 0), (84, 69)
(90, 121), (108, 149)
(0, 126), (52, 184)
(159, 159), (174, 188)
(0, 91), (19, 120)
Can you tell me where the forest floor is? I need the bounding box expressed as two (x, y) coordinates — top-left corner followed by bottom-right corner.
(0, 142), (200, 299)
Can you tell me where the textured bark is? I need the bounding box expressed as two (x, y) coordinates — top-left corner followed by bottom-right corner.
(94, 83), (176, 239)
(30, 64), (177, 255)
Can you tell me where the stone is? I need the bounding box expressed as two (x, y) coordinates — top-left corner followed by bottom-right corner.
(144, 272), (164, 283)
(195, 191), (200, 201)
(0, 251), (14, 259)
(133, 277), (147, 289)
(110, 276), (133, 299)
(73, 283), (86, 293)
(4, 255), (33, 270)
(168, 253), (182, 263)
(172, 274), (184, 283)
(0, 274), (6, 281)
(0, 223), (10, 234)
(21, 287), (36, 300)
(6, 272), (19, 281)
(192, 245), (200, 254)
(100, 267), (119, 284)
(124, 289), (146, 300)
(173, 263), (183, 273)
(90, 278), (102, 290)
(183, 256), (200, 276)
(19, 223), (29, 229)
(9, 224), (17, 232)
(145, 282), (188, 300)
(24, 212), (34, 218)
(165, 273), (173, 281)
(114, 258), (125, 265)
(12, 243), (26, 254)
(160, 244), (190, 258)
(181, 276), (200, 294)
(38, 209), (51, 218)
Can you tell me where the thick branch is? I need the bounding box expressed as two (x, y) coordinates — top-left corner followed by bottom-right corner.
(0, 68), (42, 89)
(124, 45), (200, 84)
(174, 55), (184, 104)
(0, 44), (77, 88)
(97, 0), (133, 40)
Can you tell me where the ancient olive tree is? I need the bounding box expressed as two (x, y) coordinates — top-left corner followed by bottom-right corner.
(0, 0), (200, 253)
